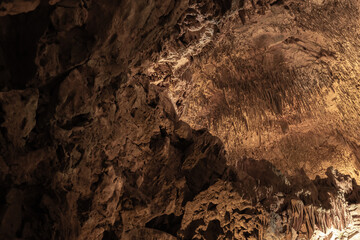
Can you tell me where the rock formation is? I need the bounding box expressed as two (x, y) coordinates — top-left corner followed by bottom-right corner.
(0, 0), (360, 239)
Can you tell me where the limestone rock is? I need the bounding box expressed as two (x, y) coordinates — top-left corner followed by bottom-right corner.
(180, 180), (267, 240)
(124, 228), (177, 240)
(1, 0), (360, 240)
(50, 5), (88, 31)
(0, 0), (40, 16)
(0, 88), (39, 148)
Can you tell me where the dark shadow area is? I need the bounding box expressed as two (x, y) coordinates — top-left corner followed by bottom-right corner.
(0, 2), (51, 89)
(145, 213), (183, 237)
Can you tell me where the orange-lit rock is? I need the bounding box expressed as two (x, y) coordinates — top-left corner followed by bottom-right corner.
(0, 0), (360, 239)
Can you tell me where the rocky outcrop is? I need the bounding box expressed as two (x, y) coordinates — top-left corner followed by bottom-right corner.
(0, 0), (40, 16)
(0, 0), (231, 239)
(179, 180), (267, 240)
(0, 89), (38, 148)
(0, 71), (228, 239)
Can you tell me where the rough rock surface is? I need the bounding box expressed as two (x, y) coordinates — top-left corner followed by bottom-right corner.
(0, 0), (40, 16)
(1, 0), (360, 240)
(147, 0), (360, 182)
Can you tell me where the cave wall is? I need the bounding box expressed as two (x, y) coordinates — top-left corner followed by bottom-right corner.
(0, 0), (360, 240)
(0, 0), (231, 239)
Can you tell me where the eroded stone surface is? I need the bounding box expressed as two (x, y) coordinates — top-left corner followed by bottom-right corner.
(0, 0), (40, 16)
(0, 88), (39, 148)
(147, 0), (360, 183)
(1, 0), (360, 240)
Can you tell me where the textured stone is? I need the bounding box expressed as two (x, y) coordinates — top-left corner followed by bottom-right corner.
(149, 0), (360, 184)
(124, 228), (177, 240)
(1, 0), (360, 240)
(0, 0), (40, 16)
(50, 5), (88, 31)
(0, 88), (39, 148)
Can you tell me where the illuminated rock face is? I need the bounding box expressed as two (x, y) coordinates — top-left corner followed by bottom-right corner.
(148, 0), (360, 182)
(0, 0), (360, 240)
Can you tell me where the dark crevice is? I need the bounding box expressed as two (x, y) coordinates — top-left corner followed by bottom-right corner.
(181, 219), (205, 240)
(59, 113), (92, 130)
(102, 230), (118, 240)
(0, 2), (51, 89)
(145, 213), (183, 237)
(201, 220), (223, 240)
